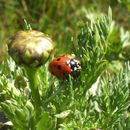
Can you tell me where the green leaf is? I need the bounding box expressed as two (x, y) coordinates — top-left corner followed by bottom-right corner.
(55, 110), (72, 118)
(36, 112), (55, 130)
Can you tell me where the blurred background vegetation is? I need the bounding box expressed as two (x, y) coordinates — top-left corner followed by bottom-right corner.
(0, 0), (130, 62)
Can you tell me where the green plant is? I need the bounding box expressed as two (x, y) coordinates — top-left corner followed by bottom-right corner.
(0, 7), (130, 130)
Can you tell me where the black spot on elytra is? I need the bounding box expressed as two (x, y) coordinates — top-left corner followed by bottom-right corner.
(63, 72), (66, 76)
(57, 65), (61, 70)
(56, 58), (61, 61)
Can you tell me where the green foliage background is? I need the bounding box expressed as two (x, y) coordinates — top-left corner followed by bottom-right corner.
(0, 0), (130, 130)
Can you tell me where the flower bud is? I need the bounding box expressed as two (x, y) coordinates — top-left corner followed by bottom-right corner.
(8, 30), (54, 67)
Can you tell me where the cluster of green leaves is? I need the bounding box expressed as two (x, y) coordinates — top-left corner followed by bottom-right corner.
(0, 6), (130, 130)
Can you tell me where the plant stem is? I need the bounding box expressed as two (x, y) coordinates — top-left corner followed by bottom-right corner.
(25, 67), (42, 107)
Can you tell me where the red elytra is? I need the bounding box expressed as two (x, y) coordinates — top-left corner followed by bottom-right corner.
(49, 55), (81, 78)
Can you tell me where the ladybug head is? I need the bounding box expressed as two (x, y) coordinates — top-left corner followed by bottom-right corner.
(66, 58), (81, 77)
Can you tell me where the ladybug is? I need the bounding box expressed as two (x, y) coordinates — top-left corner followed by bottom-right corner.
(49, 55), (81, 78)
